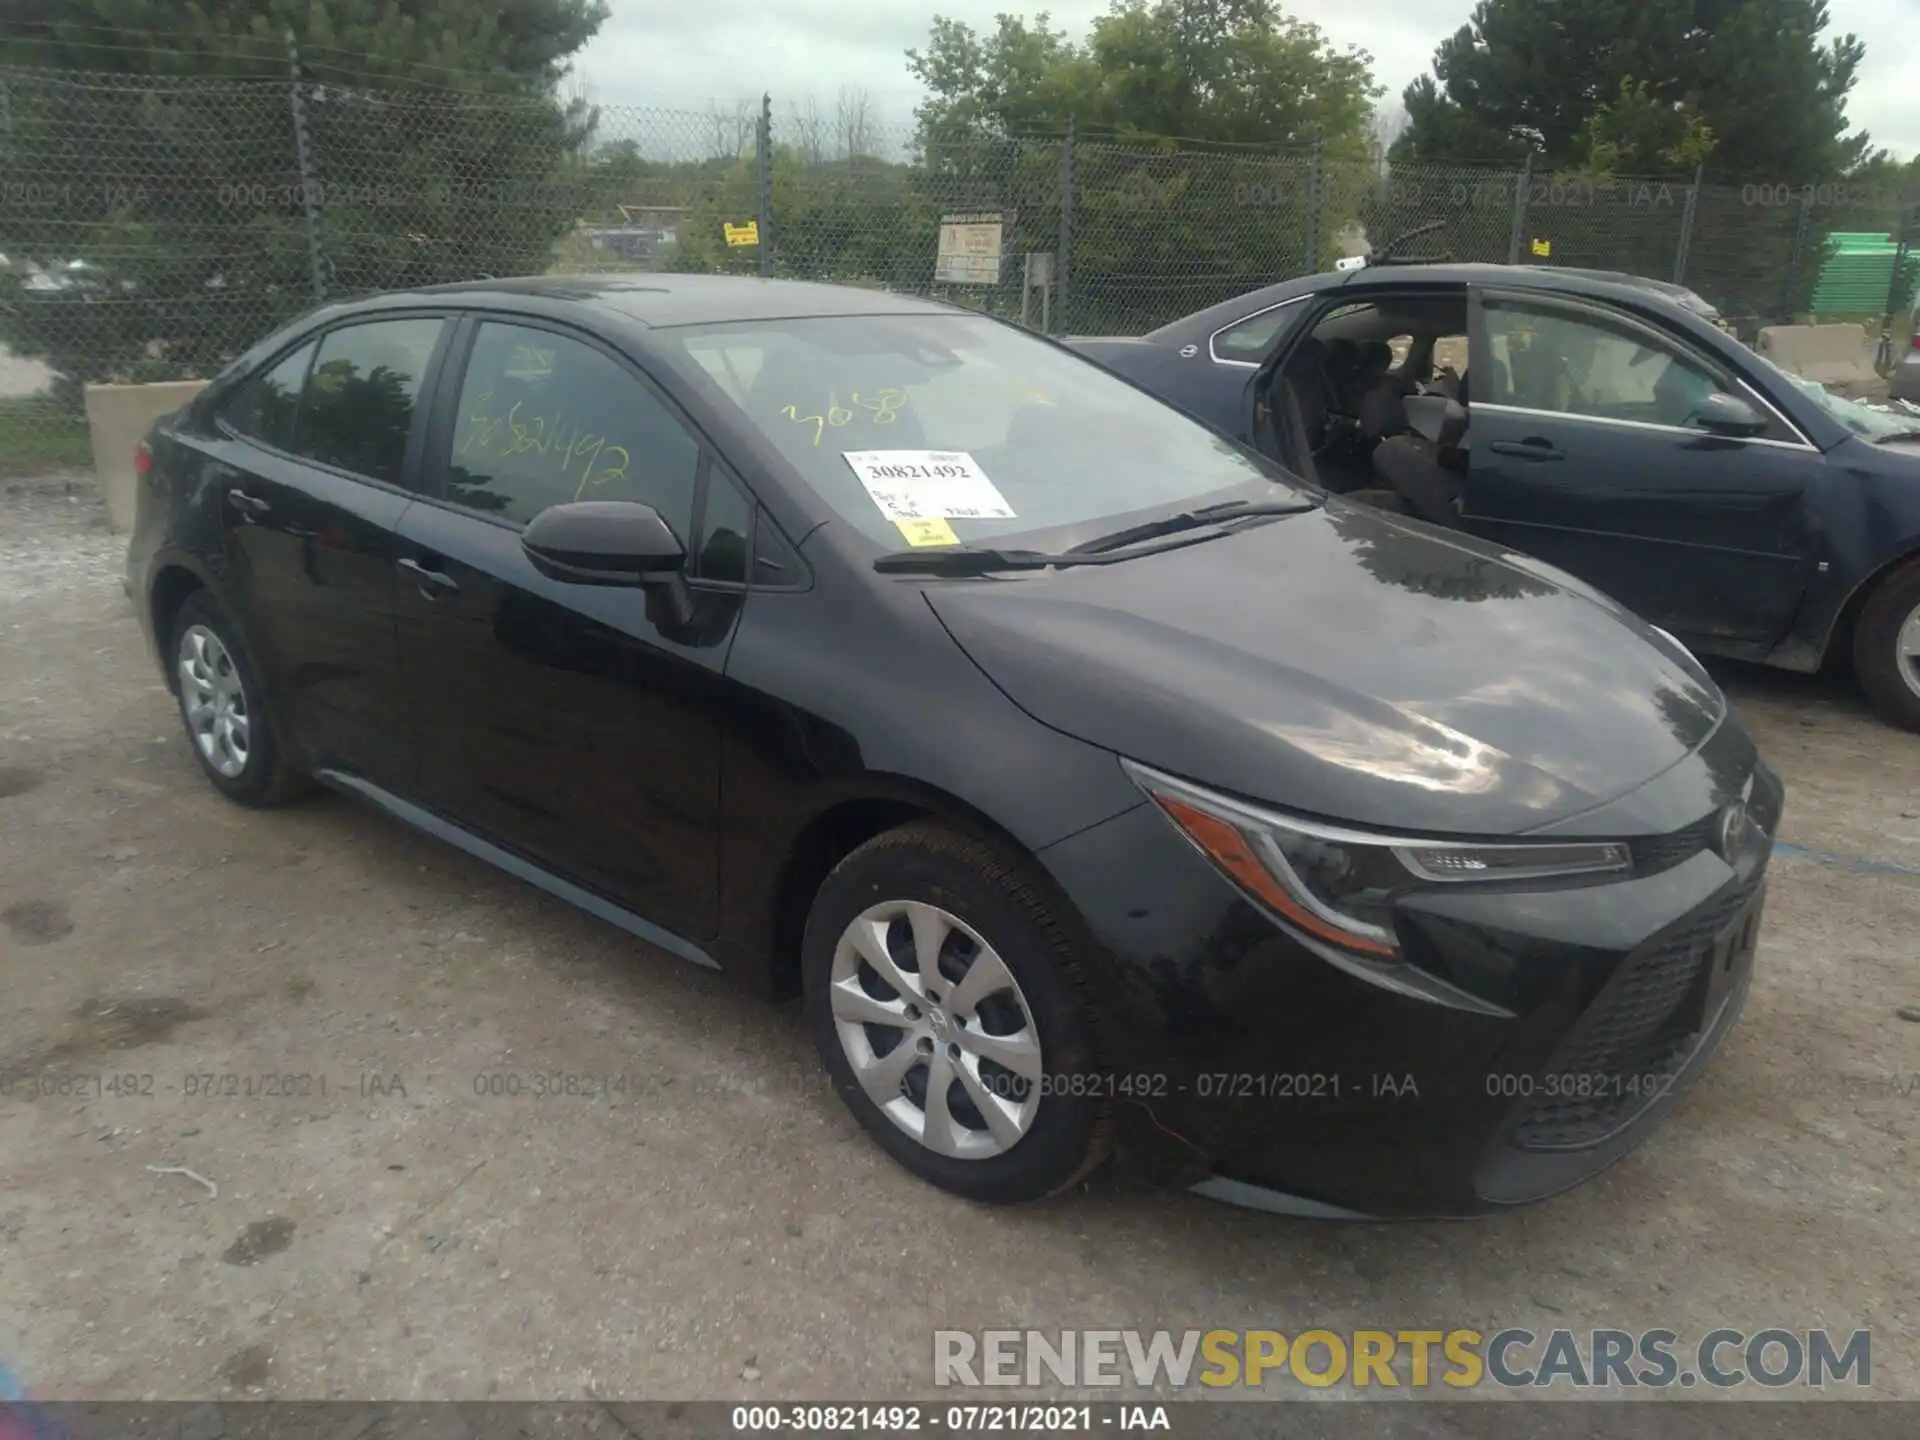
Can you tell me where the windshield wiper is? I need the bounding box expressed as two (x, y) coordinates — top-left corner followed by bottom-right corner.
(1065, 497), (1319, 555)
(871, 498), (1321, 576)
(872, 546), (1078, 576)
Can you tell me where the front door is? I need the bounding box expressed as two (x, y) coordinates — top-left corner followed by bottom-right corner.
(1460, 288), (1817, 649)
(391, 316), (743, 936)
(207, 314), (449, 786)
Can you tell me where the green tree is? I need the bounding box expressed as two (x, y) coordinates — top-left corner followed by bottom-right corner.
(0, 1), (607, 392)
(1389, 0), (1869, 181)
(905, 3), (1382, 331)
(909, 0), (1379, 149)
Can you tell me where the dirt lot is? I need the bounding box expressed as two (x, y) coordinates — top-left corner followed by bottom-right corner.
(1, 474), (1916, 1404)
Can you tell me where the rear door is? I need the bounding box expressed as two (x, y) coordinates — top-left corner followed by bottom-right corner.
(207, 313), (451, 787)
(391, 314), (748, 936)
(1460, 287), (1818, 649)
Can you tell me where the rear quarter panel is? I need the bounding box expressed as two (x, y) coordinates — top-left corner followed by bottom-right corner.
(1065, 337), (1248, 436)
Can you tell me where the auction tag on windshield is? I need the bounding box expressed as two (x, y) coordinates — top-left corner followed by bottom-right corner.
(894, 516), (960, 547)
(843, 450), (1015, 521)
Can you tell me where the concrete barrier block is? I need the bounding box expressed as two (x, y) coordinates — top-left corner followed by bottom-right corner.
(1755, 322), (1878, 386)
(83, 380), (208, 533)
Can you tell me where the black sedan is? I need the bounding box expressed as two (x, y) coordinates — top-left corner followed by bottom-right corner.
(1071, 261), (1920, 731)
(127, 275), (1781, 1218)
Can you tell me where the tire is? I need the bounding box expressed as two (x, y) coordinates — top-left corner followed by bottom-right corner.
(802, 821), (1111, 1204)
(1851, 559), (1920, 733)
(170, 591), (311, 806)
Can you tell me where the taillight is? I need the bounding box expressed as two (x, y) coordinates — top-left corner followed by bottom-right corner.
(133, 440), (152, 477)
(1910, 332), (1920, 351)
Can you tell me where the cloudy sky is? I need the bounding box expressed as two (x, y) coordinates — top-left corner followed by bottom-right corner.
(572, 0), (1920, 161)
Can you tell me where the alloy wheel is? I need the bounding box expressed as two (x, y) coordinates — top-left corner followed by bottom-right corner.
(828, 900), (1044, 1159)
(1898, 602), (1920, 701)
(178, 623), (251, 778)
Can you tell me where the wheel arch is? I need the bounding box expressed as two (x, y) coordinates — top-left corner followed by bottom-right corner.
(147, 560), (212, 693)
(758, 777), (1038, 1003)
(1820, 544), (1920, 674)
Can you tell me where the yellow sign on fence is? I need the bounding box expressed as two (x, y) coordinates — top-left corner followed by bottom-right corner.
(1530, 237), (1552, 257)
(724, 220), (760, 248)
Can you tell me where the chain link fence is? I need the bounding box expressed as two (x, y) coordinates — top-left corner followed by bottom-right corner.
(2, 62), (1916, 475)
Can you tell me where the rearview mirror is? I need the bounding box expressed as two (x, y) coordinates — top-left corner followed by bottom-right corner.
(522, 500), (695, 626)
(1692, 392), (1767, 438)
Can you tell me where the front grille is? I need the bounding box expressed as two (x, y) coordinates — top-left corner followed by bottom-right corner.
(1628, 813), (1718, 875)
(1509, 877), (1759, 1151)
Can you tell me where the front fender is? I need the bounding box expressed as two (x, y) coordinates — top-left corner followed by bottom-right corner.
(1772, 444), (1920, 671)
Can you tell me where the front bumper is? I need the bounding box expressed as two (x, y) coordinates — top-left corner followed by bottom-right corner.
(1036, 756), (1782, 1218)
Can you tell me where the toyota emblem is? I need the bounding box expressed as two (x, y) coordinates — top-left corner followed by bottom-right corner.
(1715, 775), (1757, 859)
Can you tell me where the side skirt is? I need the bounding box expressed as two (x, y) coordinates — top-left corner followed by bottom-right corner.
(314, 768), (723, 972)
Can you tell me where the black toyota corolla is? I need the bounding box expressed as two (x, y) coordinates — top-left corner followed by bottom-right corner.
(125, 275), (1783, 1218)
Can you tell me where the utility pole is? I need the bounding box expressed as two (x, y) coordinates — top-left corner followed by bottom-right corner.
(284, 28), (326, 305)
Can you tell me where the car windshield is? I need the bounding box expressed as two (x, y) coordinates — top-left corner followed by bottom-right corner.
(660, 312), (1306, 550)
(1746, 348), (1916, 441)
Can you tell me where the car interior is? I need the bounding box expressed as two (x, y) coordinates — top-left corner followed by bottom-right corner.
(1252, 296), (1475, 523)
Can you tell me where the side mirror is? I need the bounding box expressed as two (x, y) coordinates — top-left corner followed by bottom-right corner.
(1693, 392), (1767, 438)
(521, 500), (695, 626)
(522, 500), (685, 583)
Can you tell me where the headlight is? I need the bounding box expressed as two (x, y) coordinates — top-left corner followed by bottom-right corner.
(1123, 761), (1629, 1008)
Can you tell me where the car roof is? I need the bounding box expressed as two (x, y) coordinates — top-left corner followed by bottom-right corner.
(1147, 261), (1709, 344)
(325, 273), (962, 328)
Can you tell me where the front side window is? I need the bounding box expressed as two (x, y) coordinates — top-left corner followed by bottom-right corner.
(295, 318), (444, 484)
(663, 313), (1305, 551)
(224, 341), (314, 450)
(694, 470), (753, 583)
(1481, 302), (1728, 428)
(446, 321), (702, 535)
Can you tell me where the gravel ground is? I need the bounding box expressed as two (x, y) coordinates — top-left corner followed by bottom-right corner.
(0, 474), (1916, 1406)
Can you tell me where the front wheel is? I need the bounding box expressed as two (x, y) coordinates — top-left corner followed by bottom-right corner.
(1851, 559), (1920, 732)
(802, 822), (1111, 1204)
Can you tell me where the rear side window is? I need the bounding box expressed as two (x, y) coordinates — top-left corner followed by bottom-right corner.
(1213, 304), (1301, 361)
(294, 318), (444, 485)
(445, 320), (703, 535)
(224, 341), (315, 450)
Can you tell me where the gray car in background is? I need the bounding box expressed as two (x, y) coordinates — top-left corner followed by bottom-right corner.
(1891, 309), (1920, 403)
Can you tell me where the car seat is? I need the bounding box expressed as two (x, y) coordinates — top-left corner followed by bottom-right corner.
(1357, 340), (1414, 445)
(1371, 395), (1469, 526)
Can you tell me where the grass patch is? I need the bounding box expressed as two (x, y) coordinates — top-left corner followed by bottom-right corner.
(0, 397), (92, 477)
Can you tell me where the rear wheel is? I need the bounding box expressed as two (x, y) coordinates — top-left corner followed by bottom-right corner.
(1852, 559), (1920, 733)
(802, 822), (1110, 1204)
(171, 592), (310, 806)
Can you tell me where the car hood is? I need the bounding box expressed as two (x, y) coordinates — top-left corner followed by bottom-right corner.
(924, 501), (1726, 836)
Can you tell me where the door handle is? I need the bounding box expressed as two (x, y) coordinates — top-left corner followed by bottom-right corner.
(227, 488), (271, 517)
(1488, 439), (1564, 461)
(398, 556), (459, 596)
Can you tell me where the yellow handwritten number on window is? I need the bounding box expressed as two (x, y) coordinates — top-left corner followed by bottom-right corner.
(780, 389), (909, 446)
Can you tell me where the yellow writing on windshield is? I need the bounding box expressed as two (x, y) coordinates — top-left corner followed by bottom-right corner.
(780, 389), (909, 447)
(457, 391), (631, 498)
